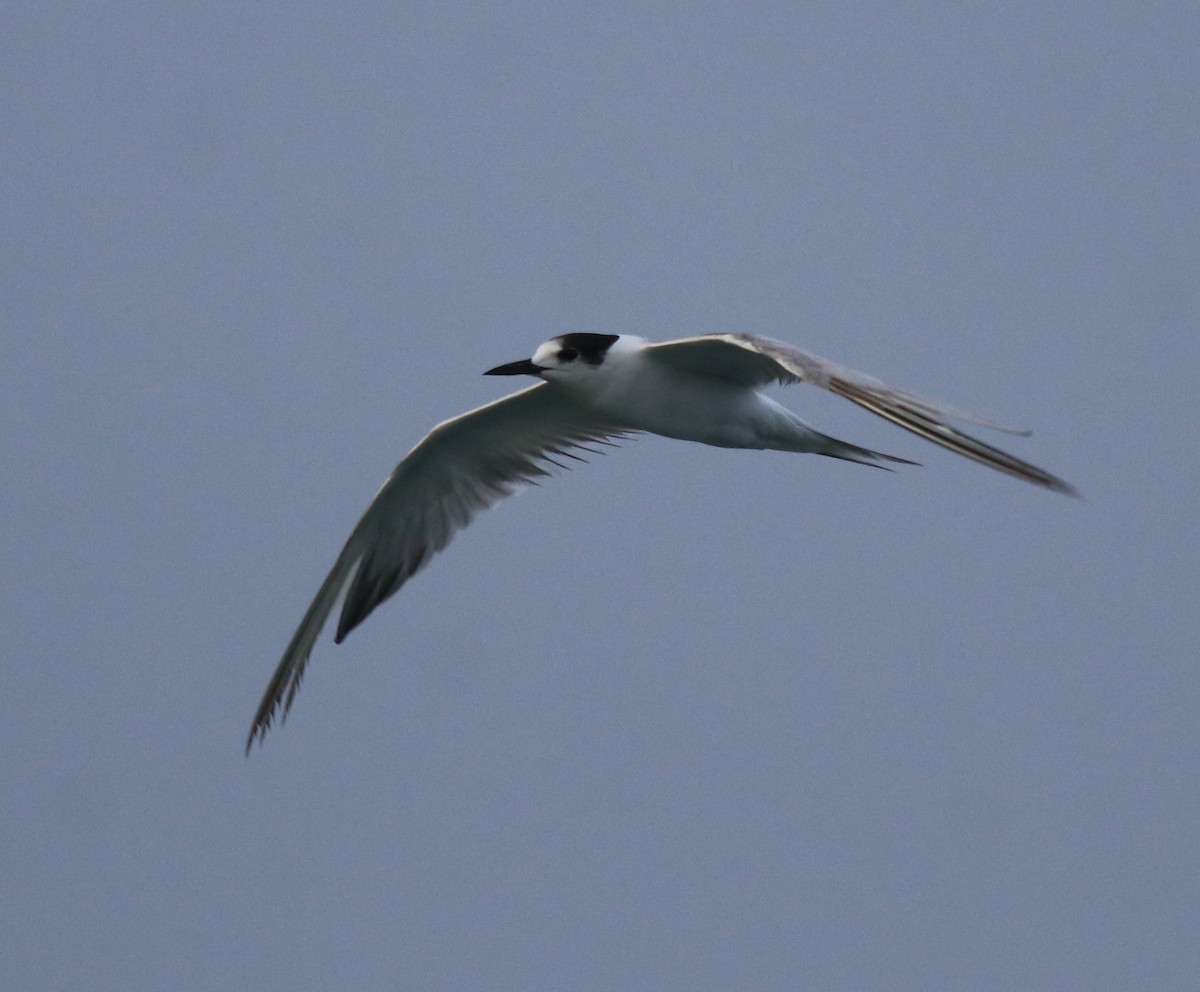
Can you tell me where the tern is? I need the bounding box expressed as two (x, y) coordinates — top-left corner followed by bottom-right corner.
(246, 332), (1076, 750)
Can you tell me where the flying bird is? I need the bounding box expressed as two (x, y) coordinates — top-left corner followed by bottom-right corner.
(246, 332), (1076, 750)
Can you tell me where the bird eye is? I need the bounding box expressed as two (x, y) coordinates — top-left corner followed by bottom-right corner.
(559, 347), (579, 362)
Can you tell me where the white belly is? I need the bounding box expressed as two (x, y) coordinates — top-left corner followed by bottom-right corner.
(580, 366), (818, 451)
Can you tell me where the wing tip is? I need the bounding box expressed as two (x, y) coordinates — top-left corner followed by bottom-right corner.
(1043, 474), (1083, 500)
(244, 715), (270, 756)
(244, 696), (282, 755)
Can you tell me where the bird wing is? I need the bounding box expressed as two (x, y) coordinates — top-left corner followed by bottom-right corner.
(247, 382), (628, 750)
(643, 333), (1077, 496)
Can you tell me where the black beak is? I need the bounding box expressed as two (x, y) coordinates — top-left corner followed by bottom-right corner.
(484, 358), (543, 377)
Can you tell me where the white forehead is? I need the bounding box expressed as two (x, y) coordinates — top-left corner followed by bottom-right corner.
(531, 340), (561, 366)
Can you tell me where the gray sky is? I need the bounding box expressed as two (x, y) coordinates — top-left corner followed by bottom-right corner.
(4, 3), (1197, 990)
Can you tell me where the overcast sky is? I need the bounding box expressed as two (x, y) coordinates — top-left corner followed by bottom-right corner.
(4, 3), (1197, 990)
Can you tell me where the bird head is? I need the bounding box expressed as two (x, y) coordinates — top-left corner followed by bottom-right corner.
(484, 333), (623, 381)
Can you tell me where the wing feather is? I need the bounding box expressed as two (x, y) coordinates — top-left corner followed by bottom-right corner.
(644, 333), (1077, 495)
(246, 383), (626, 750)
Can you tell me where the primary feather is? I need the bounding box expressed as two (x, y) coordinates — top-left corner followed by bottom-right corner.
(246, 383), (626, 751)
(643, 334), (1076, 495)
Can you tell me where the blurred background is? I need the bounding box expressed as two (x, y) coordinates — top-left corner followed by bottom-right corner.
(3, 3), (1196, 989)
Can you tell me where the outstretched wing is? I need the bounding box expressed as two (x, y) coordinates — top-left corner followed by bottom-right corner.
(643, 333), (1077, 496)
(247, 383), (627, 751)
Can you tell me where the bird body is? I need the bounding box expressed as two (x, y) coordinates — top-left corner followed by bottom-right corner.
(246, 332), (1076, 750)
(571, 344), (797, 450)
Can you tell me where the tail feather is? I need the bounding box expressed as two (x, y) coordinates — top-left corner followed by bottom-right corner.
(815, 432), (919, 470)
